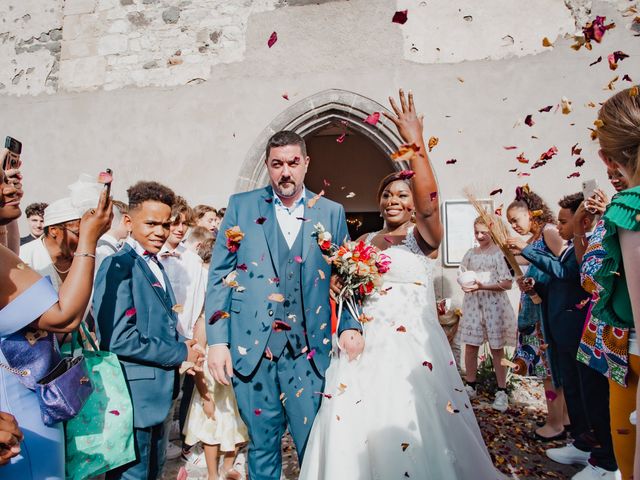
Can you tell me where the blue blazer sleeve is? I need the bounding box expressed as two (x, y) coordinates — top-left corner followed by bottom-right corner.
(334, 204), (363, 335)
(521, 245), (579, 282)
(94, 256), (187, 367)
(205, 195), (239, 345)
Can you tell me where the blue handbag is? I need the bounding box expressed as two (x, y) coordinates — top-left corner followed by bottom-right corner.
(0, 326), (94, 426)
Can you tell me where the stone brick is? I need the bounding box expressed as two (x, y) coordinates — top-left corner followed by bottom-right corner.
(61, 38), (98, 60)
(59, 55), (106, 90)
(162, 6), (180, 24)
(97, 34), (128, 55)
(127, 12), (151, 27)
(64, 0), (97, 15)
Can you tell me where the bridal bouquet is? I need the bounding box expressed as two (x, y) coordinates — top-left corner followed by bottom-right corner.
(314, 223), (391, 330)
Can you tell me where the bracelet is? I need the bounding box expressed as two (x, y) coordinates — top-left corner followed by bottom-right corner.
(73, 253), (96, 259)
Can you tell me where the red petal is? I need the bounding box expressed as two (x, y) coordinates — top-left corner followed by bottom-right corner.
(538, 105), (553, 112)
(422, 360), (433, 371)
(490, 188), (503, 196)
(267, 32), (278, 48)
(446, 159), (457, 164)
(503, 146), (518, 150)
(255, 216), (267, 225)
(336, 133), (346, 143)
(524, 114), (534, 127)
(392, 10), (408, 24)
(254, 408), (262, 416)
(567, 172), (581, 178)
(109, 410), (120, 416)
(125, 308), (136, 317)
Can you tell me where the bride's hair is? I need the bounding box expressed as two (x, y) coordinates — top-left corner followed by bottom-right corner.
(376, 172), (412, 202)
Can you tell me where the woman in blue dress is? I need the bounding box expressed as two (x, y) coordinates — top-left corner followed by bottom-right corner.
(0, 154), (112, 479)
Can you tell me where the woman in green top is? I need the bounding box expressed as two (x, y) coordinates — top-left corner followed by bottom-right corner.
(591, 85), (640, 480)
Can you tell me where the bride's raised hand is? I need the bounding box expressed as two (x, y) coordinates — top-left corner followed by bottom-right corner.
(384, 89), (425, 146)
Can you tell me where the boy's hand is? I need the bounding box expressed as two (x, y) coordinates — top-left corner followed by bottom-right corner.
(338, 330), (365, 361)
(208, 345), (233, 386)
(516, 277), (535, 293)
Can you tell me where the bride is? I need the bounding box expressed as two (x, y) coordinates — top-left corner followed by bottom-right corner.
(299, 90), (504, 479)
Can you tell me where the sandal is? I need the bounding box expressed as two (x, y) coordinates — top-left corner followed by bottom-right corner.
(531, 429), (567, 442)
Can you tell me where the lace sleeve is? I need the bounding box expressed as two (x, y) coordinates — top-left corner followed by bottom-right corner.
(403, 226), (425, 256)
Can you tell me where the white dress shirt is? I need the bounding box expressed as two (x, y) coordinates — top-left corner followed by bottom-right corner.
(159, 243), (207, 339)
(126, 237), (166, 290)
(274, 187), (306, 247)
(19, 237), (63, 291)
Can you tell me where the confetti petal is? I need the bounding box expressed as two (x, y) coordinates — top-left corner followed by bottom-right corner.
(567, 172), (581, 179)
(575, 157), (585, 167)
(209, 310), (230, 324)
(446, 159), (457, 165)
(503, 146), (518, 150)
(392, 10), (408, 24)
(364, 112), (380, 125)
(401, 442), (410, 451)
(268, 293), (285, 303)
(336, 133), (346, 144)
(524, 114), (534, 127)
(267, 31), (278, 48)
(516, 153), (529, 164)
(428, 136), (439, 152)
(255, 216), (267, 225)
(490, 188), (503, 196)
(125, 308), (136, 317)
(109, 410), (120, 416)
(589, 56), (602, 67)
(254, 408), (262, 416)
(238, 345), (248, 355)
(446, 401), (459, 414)
(396, 325), (407, 333)
(422, 360), (433, 371)
(538, 105), (553, 113)
(391, 143), (420, 162)
(307, 190), (325, 208)
(294, 255), (303, 263)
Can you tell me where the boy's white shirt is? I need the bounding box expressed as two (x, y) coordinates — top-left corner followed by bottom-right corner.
(158, 242), (206, 339)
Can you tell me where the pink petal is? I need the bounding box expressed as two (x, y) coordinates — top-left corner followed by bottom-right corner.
(109, 410), (120, 416)
(294, 255), (303, 263)
(307, 348), (316, 360)
(254, 408), (262, 416)
(336, 133), (346, 143)
(364, 112), (380, 125)
(125, 308), (136, 317)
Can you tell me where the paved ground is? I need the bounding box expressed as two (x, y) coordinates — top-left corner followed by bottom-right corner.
(162, 377), (580, 480)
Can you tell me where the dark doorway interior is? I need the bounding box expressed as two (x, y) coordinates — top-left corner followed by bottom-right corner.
(304, 123), (394, 239)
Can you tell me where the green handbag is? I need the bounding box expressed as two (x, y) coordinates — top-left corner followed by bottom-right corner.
(63, 323), (136, 480)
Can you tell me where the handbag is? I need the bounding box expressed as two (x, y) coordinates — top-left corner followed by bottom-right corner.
(0, 327), (94, 426)
(64, 322), (136, 480)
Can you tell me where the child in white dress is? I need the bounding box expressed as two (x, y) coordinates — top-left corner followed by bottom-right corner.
(459, 217), (517, 412)
(183, 315), (248, 480)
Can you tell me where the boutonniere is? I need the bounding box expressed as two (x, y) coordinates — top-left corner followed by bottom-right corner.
(225, 226), (244, 253)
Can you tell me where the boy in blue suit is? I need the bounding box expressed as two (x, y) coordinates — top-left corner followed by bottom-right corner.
(206, 131), (363, 480)
(94, 181), (204, 480)
(511, 193), (618, 478)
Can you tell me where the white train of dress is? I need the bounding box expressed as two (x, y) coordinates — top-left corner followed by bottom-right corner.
(300, 229), (505, 480)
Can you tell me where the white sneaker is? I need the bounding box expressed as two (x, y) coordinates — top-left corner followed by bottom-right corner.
(492, 391), (509, 412)
(181, 443), (205, 466)
(166, 441), (182, 461)
(546, 443), (590, 466)
(464, 385), (477, 398)
(572, 463), (619, 479)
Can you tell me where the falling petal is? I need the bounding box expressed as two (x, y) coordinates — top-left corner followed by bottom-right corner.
(490, 188), (503, 196)
(576, 298), (590, 309)
(622, 74), (633, 82)
(237, 263), (248, 272)
(238, 345), (248, 355)
(209, 310), (230, 324)
(398, 170), (415, 180)
(172, 304), (184, 314)
(561, 96), (572, 114)
(524, 114), (534, 127)
(336, 133), (346, 144)
(308, 190), (325, 208)
(392, 10), (408, 24)
(575, 157), (586, 167)
(422, 360), (433, 371)
(589, 56), (602, 66)
(294, 255), (303, 263)
(255, 216), (267, 225)
(282, 92), (289, 100)
(446, 401), (459, 414)
(16, 263), (26, 270)
(567, 172), (581, 178)
(346, 192), (356, 198)
(254, 408), (262, 415)
(268, 293), (285, 303)
(542, 37), (553, 47)
(401, 442), (410, 451)
(364, 112), (380, 125)
(538, 105), (553, 112)
(307, 348), (316, 360)
(109, 410), (120, 416)
(391, 143), (420, 162)
(396, 325), (407, 332)
(446, 159), (457, 164)
(125, 308), (136, 317)
(503, 146), (518, 150)
(430, 191), (438, 201)
(267, 31), (278, 48)
(428, 136), (439, 152)
(516, 153), (529, 164)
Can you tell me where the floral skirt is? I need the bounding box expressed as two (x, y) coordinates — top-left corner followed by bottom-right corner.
(512, 323), (550, 380)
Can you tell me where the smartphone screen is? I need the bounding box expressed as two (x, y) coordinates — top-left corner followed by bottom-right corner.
(3, 136), (22, 171)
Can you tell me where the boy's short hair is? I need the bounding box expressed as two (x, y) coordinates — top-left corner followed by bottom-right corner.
(186, 226), (213, 247)
(558, 192), (584, 213)
(127, 181), (175, 211)
(111, 200), (128, 225)
(193, 204), (216, 220)
(170, 196), (194, 225)
(25, 202), (48, 218)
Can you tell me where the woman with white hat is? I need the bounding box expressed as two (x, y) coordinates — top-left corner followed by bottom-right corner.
(19, 198), (82, 290)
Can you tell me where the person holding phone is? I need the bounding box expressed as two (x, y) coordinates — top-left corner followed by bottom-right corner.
(0, 147), (113, 479)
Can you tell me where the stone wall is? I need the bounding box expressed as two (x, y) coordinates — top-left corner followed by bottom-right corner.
(0, 0), (639, 301)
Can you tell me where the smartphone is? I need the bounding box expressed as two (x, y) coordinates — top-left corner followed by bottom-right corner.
(582, 179), (598, 201)
(3, 136), (22, 171)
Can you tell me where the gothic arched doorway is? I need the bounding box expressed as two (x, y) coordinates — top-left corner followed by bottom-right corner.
(236, 89), (404, 237)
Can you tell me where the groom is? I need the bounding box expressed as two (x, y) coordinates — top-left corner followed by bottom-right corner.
(206, 131), (363, 479)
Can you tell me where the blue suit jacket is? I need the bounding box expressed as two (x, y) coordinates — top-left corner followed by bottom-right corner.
(205, 186), (359, 377)
(94, 244), (187, 428)
(521, 244), (590, 352)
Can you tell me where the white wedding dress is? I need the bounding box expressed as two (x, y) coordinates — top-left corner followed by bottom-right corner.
(300, 228), (504, 480)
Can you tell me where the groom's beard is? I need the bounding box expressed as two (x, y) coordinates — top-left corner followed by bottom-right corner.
(275, 179), (299, 198)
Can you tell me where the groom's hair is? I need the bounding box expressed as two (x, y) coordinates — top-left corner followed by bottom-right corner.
(266, 131), (307, 159)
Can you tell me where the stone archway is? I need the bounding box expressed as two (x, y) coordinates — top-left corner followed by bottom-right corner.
(235, 89), (404, 192)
